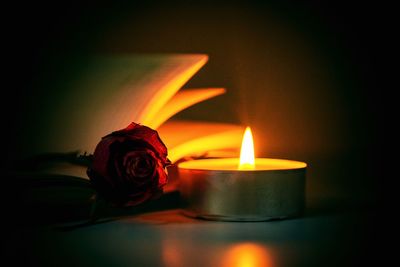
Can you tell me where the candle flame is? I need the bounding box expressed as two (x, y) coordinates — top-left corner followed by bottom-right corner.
(239, 126), (255, 170)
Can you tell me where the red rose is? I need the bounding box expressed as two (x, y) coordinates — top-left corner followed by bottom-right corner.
(87, 122), (170, 207)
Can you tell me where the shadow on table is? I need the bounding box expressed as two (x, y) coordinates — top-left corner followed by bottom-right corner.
(4, 169), (376, 232)
(4, 171), (182, 230)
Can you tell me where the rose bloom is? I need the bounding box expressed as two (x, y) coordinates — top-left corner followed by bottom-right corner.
(87, 123), (170, 207)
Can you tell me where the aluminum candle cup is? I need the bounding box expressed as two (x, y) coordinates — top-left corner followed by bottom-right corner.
(178, 158), (307, 221)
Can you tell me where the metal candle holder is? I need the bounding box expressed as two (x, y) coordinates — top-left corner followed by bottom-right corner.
(178, 158), (306, 221)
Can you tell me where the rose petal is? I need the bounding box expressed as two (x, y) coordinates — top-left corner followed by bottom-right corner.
(87, 122), (170, 207)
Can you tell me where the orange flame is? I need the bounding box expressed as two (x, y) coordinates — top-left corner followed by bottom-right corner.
(239, 127), (255, 170)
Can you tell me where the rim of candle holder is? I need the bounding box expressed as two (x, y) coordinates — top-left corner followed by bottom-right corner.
(177, 158), (307, 171)
(180, 209), (301, 222)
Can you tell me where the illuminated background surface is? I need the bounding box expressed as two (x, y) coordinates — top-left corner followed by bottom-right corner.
(4, 0), (383, 266)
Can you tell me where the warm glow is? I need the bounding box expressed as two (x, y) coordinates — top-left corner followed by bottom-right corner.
(162, 238), (183, 267)
(158, 121), (244, 163)
(178, 158), (307, 171)
(150, 88), (226, 129)
(239, 127), (255, 169)
(221, 243), (273, 267)
(140, 55), (208, 128)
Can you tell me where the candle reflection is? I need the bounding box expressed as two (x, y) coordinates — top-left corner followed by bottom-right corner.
(221, 243), (273, 267)
(161, 236), (274, 267)
(162, 238), (184, 267)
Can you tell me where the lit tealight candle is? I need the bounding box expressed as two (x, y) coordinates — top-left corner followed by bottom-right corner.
(178, 126), (307, 221)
